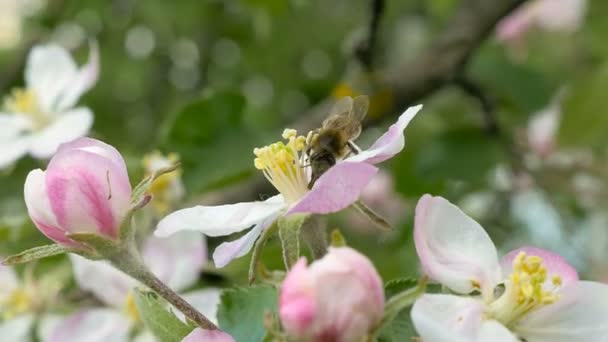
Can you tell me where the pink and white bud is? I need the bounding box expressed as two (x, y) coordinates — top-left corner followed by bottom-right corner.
(24, 137), (132, 248)
(279, 247), (384, 342)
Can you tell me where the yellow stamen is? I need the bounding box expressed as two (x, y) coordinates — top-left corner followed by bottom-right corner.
(0, 288), (32, 320)
(253, 128), (310, 203)
(123, 291), (140, 322)
(489, 252), (562, 327)
(3, 88), (49, 130)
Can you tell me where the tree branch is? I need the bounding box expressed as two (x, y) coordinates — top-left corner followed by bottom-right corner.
(199, 0), (529, 205)
(355, 0), (386, 69)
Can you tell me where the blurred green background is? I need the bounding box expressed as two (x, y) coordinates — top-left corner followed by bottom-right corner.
(1, 0), (608, 293)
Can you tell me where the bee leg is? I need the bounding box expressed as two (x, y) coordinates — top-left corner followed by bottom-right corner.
(347, 140), (362, 155)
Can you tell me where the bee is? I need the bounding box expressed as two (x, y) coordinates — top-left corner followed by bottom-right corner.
(306, 95), (392, 231)
(306, 95), (369, 188)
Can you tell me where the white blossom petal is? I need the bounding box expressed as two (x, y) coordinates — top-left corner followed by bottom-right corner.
(25, 44), (78, 113)
(414, 195), (502, 298)
(155, 194), (285, 238)
(0, 314), (35, 342)
(181, 288), (222, 324)
(0, 264), (19, 296)
(411, 294), (484, 342)
(211, 210), (280, 268)
(515, 281), (608, 342)
(54, 41), (99, 111)
(143, 231), (207, 292)
(47, 309), (131, 342)
(346, 104), (422, 164)
(28, 107), (93, 159)
(69, 254), (135, 308)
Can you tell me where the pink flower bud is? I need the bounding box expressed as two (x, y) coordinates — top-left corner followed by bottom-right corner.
(24, 137), (132, 248)
(279, 247), (385, 341)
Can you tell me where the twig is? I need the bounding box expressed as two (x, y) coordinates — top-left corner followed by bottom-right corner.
(454, 76), (499, 135)
(355, 0), (386, 69)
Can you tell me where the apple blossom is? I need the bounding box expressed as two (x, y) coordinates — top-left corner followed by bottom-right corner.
(155, 103), (422, 267)
(412, 194), (608, 341)
(23, 137), (132, 249)
(497, 0), (587, 45)
(0, 262), (61, 342)
(46, 230), (220, 342)
(0, 42), (99, 168)
(279, 247), (384, 341)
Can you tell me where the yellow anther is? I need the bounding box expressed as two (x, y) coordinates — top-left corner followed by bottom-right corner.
(282, 128), (297, 139)
(524, 256), (543, 273)
(252, 129), (312, 203)
(552, 275), (562, 287)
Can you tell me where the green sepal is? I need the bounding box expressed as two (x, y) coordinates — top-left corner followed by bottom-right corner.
(131, 163), (180, 206)
(66, 232), (120, 257)
(277, 214), (309, 269)
(248, 221), (279, 285)
(1, 244), (69, 265)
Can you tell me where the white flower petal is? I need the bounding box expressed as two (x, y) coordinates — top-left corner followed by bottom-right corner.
(414, 195), (502, 297)
(515, 281), (608, 342)
(25, 44), (78, 112)
(346, 104), (422, 164)
(181, 288), (222, 324)
(155, 194), (285, 238)
(38, 314), (64, 342)
(143, 231), (207, 292)
(46, 309), (131, 342)
(212, 219), (269, 268)
(477, 320), (519, 342)
(69, 254), (135, 308)
(411, 294), (484, 342)
(0, 264), (19, 296)
(0, 314), (35, 342)
(54, 41), (99, 111)
(0, 136), (30, 169)
(29, 107), (93, 159)
(0, 113), (29, 139)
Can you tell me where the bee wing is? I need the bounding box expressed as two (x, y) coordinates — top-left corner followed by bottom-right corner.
(322, 95), (368, 140)
(351, 95), (369, 122)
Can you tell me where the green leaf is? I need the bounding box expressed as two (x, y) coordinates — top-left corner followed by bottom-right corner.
(2, 244), (68, 265)
(558, 64), (608, 147)
(162, 90), (263, 192)
(384, 278), (418, 298)
(217, 286), (278, 342)
(414, 128), (503, 185)
(133, 288), (193, 342)
(376, 278), (420, 341)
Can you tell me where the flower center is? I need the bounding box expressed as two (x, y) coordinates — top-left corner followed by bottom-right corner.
(3, 88), (50, 131)
(488, 252), (562, 326)
(143, 151), (182, 214)
(254, 129), (310, 204)
(123, 291), (140, 322)
(0, 288), (33, 320)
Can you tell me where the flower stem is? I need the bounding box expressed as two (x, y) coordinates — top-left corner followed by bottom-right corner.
(108, 247), (218, 330)
(300, 215), (327, 260)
